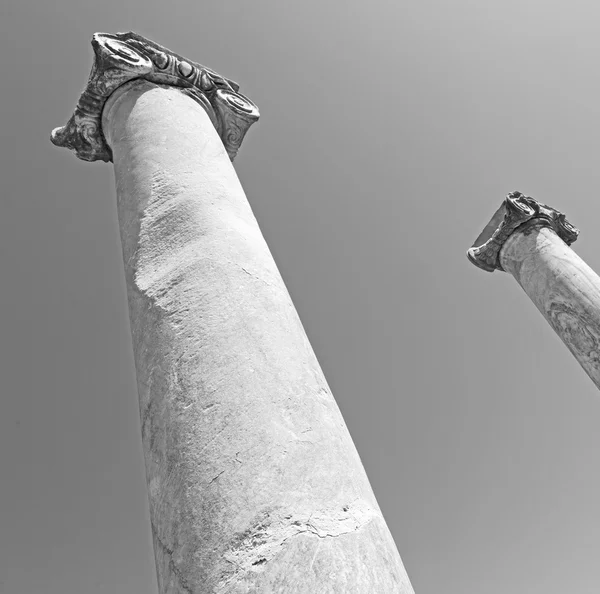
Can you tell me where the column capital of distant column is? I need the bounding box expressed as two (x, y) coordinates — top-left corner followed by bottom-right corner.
(467, 191), (579, 273)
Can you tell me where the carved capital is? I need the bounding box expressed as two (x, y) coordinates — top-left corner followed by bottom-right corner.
(467, 191), (579, 272)
(50, 32), (259, 162)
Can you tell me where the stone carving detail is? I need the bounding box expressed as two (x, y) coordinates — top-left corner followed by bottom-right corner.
(51, 32), (259, 162)
(467, 191), (579, 272)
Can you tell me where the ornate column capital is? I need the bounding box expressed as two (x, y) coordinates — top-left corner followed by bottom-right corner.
(467, 191), (579, 272)
(50, 32), (259, 162)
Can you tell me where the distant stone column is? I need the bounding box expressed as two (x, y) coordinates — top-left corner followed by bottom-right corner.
(468, 191), (600, 389)
(51, 32), (415, 593)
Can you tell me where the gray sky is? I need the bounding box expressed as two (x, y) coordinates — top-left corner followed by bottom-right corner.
(2, 1), (600, 593)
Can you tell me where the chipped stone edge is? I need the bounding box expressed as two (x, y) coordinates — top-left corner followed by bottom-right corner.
(216, 500), (382, 591)
(467, 191), (579, 273)
(50, 31), (259, 162)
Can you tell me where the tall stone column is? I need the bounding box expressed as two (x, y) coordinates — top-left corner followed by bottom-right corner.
(51, 32), (414, 593)
(468, 191), (600, 389)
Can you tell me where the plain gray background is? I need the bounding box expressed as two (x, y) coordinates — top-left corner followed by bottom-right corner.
(2, 1), (600, 593)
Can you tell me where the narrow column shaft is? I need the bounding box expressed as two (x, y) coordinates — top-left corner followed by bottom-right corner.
(500, 223), (600, 388)
(467, 191), (600, 391)
(102, 80), (413, 593)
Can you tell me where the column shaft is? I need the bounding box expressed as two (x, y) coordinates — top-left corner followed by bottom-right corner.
(102, 80), (413, 593)
(500, 223), (600, 389)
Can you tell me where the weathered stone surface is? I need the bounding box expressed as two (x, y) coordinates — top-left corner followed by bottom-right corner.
(467, 191), (579, 272)
(101, 80), (415, 593)
(469, 193), (600, 391)
(51, 32), (258, 162)
(500, 223), (600, 389)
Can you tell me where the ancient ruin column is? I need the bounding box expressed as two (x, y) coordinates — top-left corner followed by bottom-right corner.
(51, 32), (414, 593)
(468, 191), (600, 389)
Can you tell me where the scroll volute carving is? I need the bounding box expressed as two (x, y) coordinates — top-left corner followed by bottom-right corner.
(467, 191), (579, 272)
(51, 32), (259, 162)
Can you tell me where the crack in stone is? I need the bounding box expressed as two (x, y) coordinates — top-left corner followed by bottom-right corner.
(216, 499), (380, 592)
(152, 524), (193, 594)
(240, 265), (274, 288)
(209, 469), (226, 484)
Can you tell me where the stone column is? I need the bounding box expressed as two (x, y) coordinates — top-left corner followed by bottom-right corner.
(468, 191), (600, 389)
(51, 32), (414, 593)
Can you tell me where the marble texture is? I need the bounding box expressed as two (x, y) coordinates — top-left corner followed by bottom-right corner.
(99, 80), (415, 593)
(500, 223), (600, 390)
(469, 192), (600, 391)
